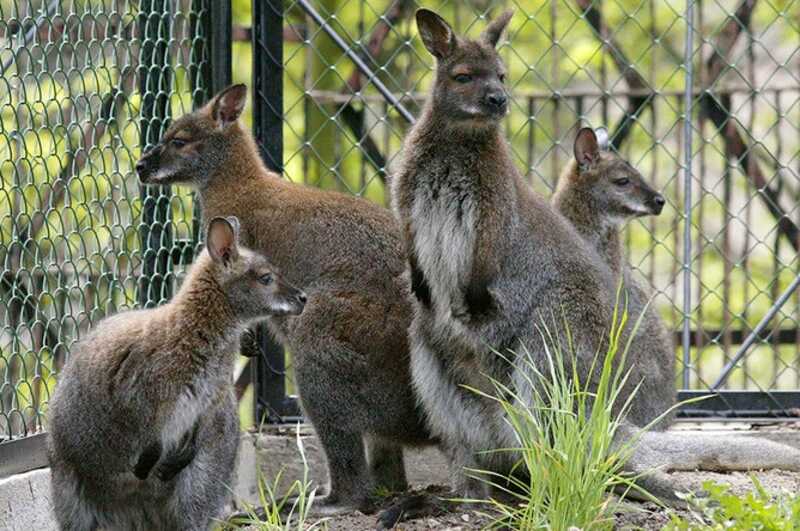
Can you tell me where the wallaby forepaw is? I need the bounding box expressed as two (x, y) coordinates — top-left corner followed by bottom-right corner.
(133, 441), (162, 480)
(153, 461), (183, 482)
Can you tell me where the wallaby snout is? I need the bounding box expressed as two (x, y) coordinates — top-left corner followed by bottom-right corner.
(135, 145), (163, 183)
(483, 88), (508, 114)
(270, 278), (307, 316)
(648, 193), (666, 215)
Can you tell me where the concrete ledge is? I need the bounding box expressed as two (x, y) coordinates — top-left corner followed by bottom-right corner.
(0, 469), (57, 531)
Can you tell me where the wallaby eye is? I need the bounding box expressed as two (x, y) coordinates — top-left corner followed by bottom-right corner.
(170, 138), (188, 148)
(499, 73), (506, 83)
(614, 178), (630, 186)
(259, 274), (273, 286)
(453, 74), (473, 83)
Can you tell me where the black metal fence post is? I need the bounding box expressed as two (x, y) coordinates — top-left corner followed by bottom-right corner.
(138, 0), (173, 308)
(187, 0), (232, 252)
(252, 0), (299, 422)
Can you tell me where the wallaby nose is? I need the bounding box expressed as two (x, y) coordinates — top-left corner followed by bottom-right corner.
(651, 194), (666, 215)
(135, 158), (147, 175)
(486, 92), (507, 110)
(297, 292), (307, 304)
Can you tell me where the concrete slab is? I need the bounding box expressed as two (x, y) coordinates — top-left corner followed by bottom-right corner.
(0, 469), (57, 531)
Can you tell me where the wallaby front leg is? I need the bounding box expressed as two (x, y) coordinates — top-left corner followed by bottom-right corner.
(240, 327), (261, 357)
(155, 419), (201, 481)
(134, 440), (162, 480)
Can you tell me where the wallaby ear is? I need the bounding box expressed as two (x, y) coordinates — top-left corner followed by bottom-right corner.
(574, 127), (601, 169)
(206, 216), (240, 266)
(480, 10), (513, 48)
(224, 215), (241, 238)
(594, 127), (610, 151)
(416, 9), (456, 59)
(211, 84), (247, 128)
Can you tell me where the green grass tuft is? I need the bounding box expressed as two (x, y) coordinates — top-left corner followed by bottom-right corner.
(223, 424), (328, 531)
(466, 289), (676, 530)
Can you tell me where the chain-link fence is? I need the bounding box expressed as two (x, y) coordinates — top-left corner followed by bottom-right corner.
(3, 0), (800, 462)
(0, 0), (213, 449)
(248, 0), (800, 419)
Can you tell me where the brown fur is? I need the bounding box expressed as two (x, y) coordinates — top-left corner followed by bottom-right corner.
(135, 86), (432, 513)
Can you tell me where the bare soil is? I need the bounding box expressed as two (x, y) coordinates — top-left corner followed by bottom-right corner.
(302, 469), (800, 530)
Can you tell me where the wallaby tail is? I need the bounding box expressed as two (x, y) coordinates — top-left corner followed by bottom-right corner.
(615, 423), (800, 505)
(638, 429), (800, 472)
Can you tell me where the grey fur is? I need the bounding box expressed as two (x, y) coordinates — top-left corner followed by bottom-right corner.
(47, 218), (306, 530)
(393, 10), (800, 504)
(552, 127), (674, 428)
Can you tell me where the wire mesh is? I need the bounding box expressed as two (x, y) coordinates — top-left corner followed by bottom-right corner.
(3, 0), (800, 446)
(259, 0), (800, 413)
(0, 0), (208, 441)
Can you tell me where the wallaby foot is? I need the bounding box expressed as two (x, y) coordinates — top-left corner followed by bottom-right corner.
(366, 437), (408, 494)
(313, 423), (375, 512)
(376, 485), (455, 529)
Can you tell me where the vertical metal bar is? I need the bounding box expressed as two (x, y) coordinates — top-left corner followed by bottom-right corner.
(252, 0), (296, 422)
(681, 0), (695, 389)
(254, 0), (284, 171)
(209, 0), (232, 95)
(138, 0), (173, 309)
(191, 0), (231, 246)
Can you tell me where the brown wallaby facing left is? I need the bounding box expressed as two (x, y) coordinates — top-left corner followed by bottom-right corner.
(135, 85), (433, 514)
(47, 217), (306, 530)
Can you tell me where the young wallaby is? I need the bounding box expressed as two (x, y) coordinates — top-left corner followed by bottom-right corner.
(47, 217), (306, 530)
(552, 127), (675, 428)
(135, 85), (432, 513)
(391, 7), (800, 510)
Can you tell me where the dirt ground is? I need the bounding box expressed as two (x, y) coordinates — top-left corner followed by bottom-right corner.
(300, 469), (800, 530)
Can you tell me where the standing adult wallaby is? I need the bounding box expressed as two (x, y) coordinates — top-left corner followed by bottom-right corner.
(47, 217), (306, 530)
(552, 127), (675, 428)
(135, 85), (432, 513)
(391, 8), (800, 506)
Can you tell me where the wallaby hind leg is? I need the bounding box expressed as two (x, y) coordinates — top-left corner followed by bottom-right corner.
(366, 437), (408, 494)
(312, 423), (374, 513)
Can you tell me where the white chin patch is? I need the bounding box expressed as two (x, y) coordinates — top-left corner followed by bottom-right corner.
(271, 301), (297, 315)
(152, 168), (176, 182)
